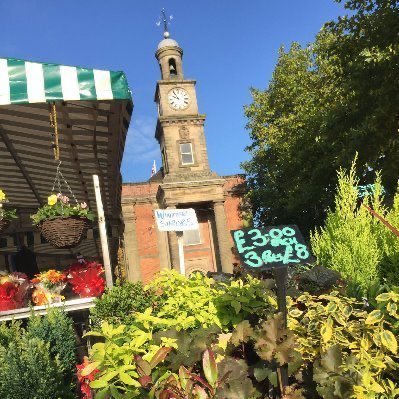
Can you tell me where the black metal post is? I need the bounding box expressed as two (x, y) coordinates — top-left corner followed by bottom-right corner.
(272, 266), (289, 392)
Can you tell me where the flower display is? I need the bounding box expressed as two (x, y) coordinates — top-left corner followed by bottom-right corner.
(65, 261), (105, 298)
(77, 356), (99, 399)
(0, 272), (29, 311)
(31, 269), (66, 289)
(0, 190), (5, 201)
(31, 269), (66, 305)
(31, 192), (95, 225)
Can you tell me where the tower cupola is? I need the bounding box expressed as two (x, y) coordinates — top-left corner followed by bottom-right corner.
(155, 17), (183, 80)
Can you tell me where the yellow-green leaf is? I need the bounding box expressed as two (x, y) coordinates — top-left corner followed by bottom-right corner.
(89, 379), (108, 389)
(376, 293), (392, 302)
(365, 310), (383, 325)
(370, 381), (385, 393)
(380, 330), (398, 354)
(81, 361), (100, 377)
(231, 300), (241, 314)
(289, 308), (303, 318)
(119, 372), (141, 387)
(320, 321), (333, 343)
(100, 370), (118, 382)
(387, 302), (397, 317)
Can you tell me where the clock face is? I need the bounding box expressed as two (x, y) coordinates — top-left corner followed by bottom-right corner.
(168, 88), (190, 110)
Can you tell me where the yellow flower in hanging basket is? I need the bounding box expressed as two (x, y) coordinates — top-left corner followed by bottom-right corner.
(47, 194), (58, 206)
(0, 190), (6, 201)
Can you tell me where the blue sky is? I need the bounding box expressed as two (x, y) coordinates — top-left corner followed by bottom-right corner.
(0, 1), (346, 182)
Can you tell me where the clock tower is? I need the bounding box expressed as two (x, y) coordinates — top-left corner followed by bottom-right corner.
(154, 30), (212, 179)
(153, 27), (235, 274)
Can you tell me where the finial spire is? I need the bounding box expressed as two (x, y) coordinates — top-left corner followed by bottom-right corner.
(156, 8), (173, 38)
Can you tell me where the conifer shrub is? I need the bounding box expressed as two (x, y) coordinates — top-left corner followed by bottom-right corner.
(311, 159), (399, 293)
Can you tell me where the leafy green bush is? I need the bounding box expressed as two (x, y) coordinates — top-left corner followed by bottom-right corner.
(0, 336), (74, 399)
(0, 320), (23, 348)
(144, 270), (274, 331)
(311, 160), (399, 292)
(90, 280), (156, 328)
(27, 308), (77, 388)
(288, 291), (399, 398)
(85, 269), (399, 399)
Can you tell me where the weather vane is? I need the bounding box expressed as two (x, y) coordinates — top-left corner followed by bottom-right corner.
(156, 8), (173, 37)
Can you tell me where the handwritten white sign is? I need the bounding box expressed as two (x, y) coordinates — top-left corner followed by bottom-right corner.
(154, 208), (199, 232)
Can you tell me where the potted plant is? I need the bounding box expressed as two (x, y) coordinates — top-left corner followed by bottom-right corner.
(0, 272), (30, 311)
(0, 189), (17, 234)
(31, 193), (95, 249)
(31, 269), (67, 305)
(65, 261), (105, 298)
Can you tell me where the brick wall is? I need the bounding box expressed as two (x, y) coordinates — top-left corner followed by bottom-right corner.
(121, 174), (246, 282)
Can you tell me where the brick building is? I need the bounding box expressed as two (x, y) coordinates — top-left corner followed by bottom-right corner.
(121, 30), (246, 283)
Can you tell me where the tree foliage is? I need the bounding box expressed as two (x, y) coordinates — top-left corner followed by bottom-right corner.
(243, 0), (399, 232)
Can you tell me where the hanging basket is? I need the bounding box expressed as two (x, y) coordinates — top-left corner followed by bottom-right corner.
(38, 216), (89, 249)
(0, 219), (10, 235)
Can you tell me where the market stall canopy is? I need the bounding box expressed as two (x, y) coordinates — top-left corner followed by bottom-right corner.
(0, 57), (133, 258)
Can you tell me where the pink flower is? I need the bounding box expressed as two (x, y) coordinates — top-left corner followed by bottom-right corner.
(80, 202), (88, 209)
(56, 193), (69, 204)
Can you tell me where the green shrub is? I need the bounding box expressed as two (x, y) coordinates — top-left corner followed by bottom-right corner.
(143, 270), (275, 331)
(90, 280), (156, 328)
(85, 269), (399, 399)
(311, 159), (399, 293)
(288, 290), (399, 398)
(27, 308), (77, 389)
(0, 320), (23, 348)
(0, 336), (74, 399)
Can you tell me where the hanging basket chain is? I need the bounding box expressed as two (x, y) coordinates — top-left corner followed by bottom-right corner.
(49, 104), (79, 217)
(49, 102), (60, 161)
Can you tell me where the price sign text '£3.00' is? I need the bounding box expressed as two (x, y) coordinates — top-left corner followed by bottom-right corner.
(232, 225), (312, 269)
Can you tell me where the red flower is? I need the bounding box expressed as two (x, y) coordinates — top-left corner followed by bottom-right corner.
(76, 357), (100, 399)
(0, 282), (19, 311)
(0, 282), (17, 300)
(66, 262), (105, 298)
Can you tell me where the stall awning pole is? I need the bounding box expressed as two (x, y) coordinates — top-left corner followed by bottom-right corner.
(93, 174), (113, 288)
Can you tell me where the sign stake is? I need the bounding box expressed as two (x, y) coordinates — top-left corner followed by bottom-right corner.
(177, 231), (185, 275)
(273, 266), (289, 391)
(93, 174), (113, 288)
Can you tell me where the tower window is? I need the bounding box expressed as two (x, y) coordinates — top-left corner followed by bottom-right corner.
(180, 142), (194, 165)
(183, 227), (201, 246)
(168, 58), (177, 76)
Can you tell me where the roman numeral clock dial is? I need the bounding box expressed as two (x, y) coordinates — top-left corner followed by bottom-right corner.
(167, 88), (190, 110)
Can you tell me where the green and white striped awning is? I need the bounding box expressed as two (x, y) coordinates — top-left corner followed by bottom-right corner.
(0, 57), (131, 105)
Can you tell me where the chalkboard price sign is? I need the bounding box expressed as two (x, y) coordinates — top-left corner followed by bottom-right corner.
(231, 225), (314, 269)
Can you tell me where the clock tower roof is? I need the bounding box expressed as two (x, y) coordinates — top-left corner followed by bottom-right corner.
(158, 31), (179, 50)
